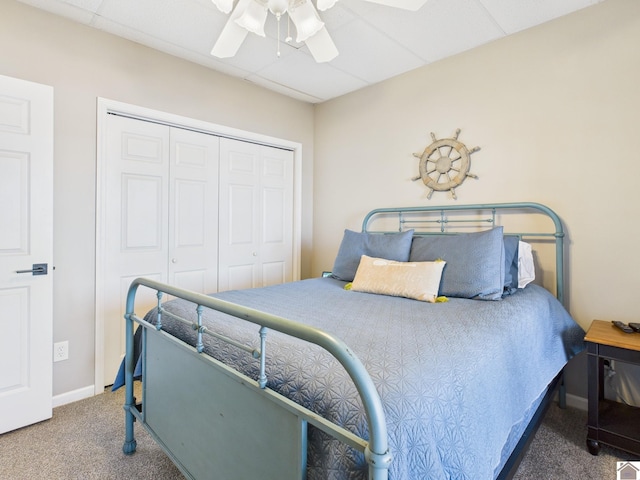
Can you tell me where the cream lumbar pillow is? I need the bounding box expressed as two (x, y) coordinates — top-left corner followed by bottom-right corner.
(351, 255), (446, 303)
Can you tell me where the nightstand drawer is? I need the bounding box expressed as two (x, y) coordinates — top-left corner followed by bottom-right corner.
(585, 320), (640, 456)
(587, 341), (640, 363)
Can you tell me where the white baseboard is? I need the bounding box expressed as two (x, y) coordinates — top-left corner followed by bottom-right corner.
(52, 385), (95, 408)
(565, 393), (588, 411)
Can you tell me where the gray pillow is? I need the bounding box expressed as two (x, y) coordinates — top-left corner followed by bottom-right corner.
(331, 229), (414, 282)
(503, 235), (520, 295)
(409, 227), (505, 300)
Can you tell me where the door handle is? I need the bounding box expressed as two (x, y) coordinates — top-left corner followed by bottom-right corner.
(16, 263), (48, 276)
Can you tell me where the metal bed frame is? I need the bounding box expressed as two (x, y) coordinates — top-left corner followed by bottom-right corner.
(122, 202), (567, 480)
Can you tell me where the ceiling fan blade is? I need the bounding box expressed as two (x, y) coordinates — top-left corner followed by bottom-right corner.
(363, 0), (428, 11)
(211, 0), (251, 58)
(303, 26), (339, 63)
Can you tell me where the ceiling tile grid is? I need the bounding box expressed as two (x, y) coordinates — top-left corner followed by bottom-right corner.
(16, 0), (605, 103)
(477, 0), (604, 34)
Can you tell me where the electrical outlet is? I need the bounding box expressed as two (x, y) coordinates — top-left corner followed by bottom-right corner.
(53, 341), (69, 362)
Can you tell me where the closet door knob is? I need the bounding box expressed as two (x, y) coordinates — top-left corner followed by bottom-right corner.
(252, 252), (257, 257)
(171, 258), (178, 263)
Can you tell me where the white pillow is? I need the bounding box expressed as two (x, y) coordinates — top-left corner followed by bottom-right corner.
(351, 255), (446, 303)
(517, 241), (535, 288)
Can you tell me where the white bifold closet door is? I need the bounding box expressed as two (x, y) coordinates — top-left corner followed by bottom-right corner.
(101, 116), (295, 387)
(218, 138), (294, 292)
(103, 114), (219, 385)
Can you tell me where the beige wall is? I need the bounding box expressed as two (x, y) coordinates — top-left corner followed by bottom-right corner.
(313, 0), (640, 398)
(0, 0), (315, 397)
(314, 0), (639, 329)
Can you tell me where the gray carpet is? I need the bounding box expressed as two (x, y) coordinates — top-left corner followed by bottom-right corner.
(0, 386), (182, 480)
(512, 402), (633, 480)
(0, 387), (632, 479)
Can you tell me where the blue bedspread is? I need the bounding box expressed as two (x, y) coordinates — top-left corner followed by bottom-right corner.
(135, 277), (585, 479)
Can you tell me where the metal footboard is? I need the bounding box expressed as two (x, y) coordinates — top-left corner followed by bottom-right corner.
(122, 277), (391, 480)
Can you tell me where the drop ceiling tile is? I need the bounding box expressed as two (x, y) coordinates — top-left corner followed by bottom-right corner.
(244, 75), (327, 103)
(19, 0), (103, 12)
(97, 0), (224, 45)
(316, 2), (362, 30)
(214, 31), (302, 72)
(17, 0), (101, 23)
(253, 50), (369, 101)
(90, 14), (230, 73)
(89, 15), (180, 50)
(478, 0), (604, 34)
(331, 0), (379, 17)
(347, 0), (506, 62)
(329, 18), (424, 84)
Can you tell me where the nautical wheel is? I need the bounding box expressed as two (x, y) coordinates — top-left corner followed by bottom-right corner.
(412, 129), (480, 199)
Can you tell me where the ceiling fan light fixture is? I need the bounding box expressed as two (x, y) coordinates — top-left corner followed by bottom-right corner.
(316, 0), (338, 11)
(211, 0), (428, 63)
(288, 0), (324, 43)
(267, 0), (289, 16)
(235, 0), (269, 37)
(211, 0), (235, 14)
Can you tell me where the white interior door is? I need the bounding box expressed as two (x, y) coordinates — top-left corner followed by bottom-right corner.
(218, 138), (294, 291)
(0, 74), (53, 433)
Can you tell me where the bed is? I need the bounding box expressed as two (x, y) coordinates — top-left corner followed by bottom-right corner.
(118, 202), (585, 480)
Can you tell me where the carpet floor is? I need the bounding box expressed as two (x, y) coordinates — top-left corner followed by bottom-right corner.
(0, 386), (634, 479)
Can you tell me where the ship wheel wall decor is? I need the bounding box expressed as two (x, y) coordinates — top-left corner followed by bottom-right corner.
(412, 129), (480, 199)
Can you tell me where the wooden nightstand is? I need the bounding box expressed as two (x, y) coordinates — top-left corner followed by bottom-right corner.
(585, 320), (640, 455)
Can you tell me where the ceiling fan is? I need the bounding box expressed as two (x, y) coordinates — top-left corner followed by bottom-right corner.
(210, 0), (428, 63)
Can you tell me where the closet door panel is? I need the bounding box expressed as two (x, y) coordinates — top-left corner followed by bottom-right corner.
(122, 174), (163, 250)
(219, 138), (293, 291)
(219, 139), (260, 291)
(262, 261), (286, 287)
(224, 184), (257, 290)
(103, 120), (220, 385)
(104, 115), (169, 384)
(260, 147), (294, 286)
(229, 185), (256, 244)
(174, 179), (205, 246)
(168, 128), (219, 294)
(227, 264), (256, 291)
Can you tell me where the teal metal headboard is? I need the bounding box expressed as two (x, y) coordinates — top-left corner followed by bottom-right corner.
(361, 202), (566, 307)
